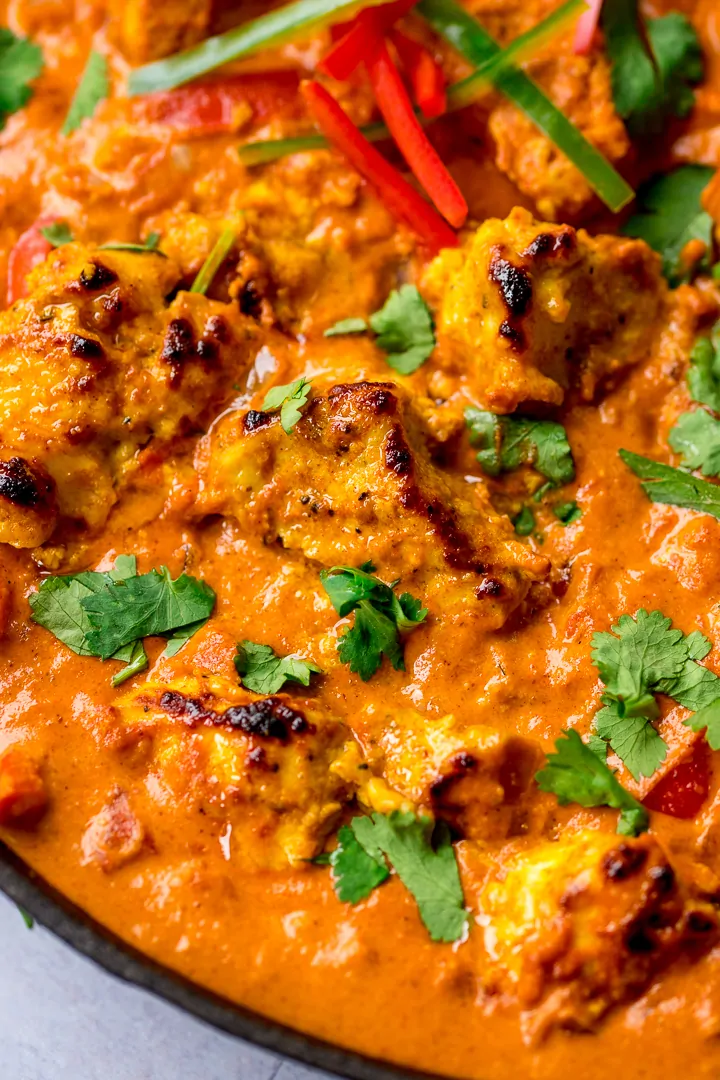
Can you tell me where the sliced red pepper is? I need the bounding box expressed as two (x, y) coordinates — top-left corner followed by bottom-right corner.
(573, 0), (604, 55)
(6, 216), (57, 306)
(301, 80), (456, 253)
(643, 738), (710, 819)
(131, 71), (301, 136)
(318, 0), (417, 81)
(366, 39), (467, 228)
(389, 29), (446, 119)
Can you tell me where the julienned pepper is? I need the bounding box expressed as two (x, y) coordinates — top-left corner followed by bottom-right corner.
(390, 29), (446, 118)
(318, 0), (417, 80)
(367, 39), (467, 227)
(301, 80), (457, 252)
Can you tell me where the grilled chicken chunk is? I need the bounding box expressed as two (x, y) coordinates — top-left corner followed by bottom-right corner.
(110, 0), (211, 63)
(116, 675), (354, 868)
(0, 243), (260, 546)
(195, 381), (550, 630)
(423, 208), (665, 412)
(478, 831), (718, 1036)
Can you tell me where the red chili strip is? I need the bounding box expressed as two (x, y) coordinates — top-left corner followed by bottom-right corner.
(573, 0), (603, 55)
(366, 39), (467, 228)
(318, 0), (417, 81)
(301, 80), (457, 253)
(389, 30), (446, 119)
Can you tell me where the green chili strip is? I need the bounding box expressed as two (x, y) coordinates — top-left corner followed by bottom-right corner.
(238, 122), (389, 165)
(128, 0), (396, 95)
(418, 0), (634, 212)
(189, 228), (236, 295)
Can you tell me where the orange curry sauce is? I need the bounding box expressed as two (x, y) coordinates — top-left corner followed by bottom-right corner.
(2, 1), (720, 1077)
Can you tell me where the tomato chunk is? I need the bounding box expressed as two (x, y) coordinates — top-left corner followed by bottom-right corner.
(6, 217), (56, 306)
(643, 739), (710, 819)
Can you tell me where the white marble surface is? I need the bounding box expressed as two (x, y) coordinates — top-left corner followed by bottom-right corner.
(0, 892), (326, 1080)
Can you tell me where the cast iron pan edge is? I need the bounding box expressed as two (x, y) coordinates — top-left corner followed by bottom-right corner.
(0, 842), (444, 1080)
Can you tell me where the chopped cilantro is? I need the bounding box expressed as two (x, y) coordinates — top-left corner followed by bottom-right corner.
(553, 500), (582, 525)
(512, 506), (535, 536)
(602, 2), (703, 134)
(262, 376), (312, 434)
(322, 286), (435, 375)
(0, 28), (43, 130)
(685, 699), (720, 750)
(17, 906), (34, 930)
(620, 448), (720, 520)
(61, 49), (109, 136)
(30, 558), (214, 681)
(622, 166), (715, 286)
(40, 222), (73, 248)
(349, 812), (468, 942)
(669, 409), (720, 477)
(320, 565), (427, 681)
(329, 823), (389, 903)
(324, 317), (368, 337)
(465, 408), (575, 486)
(535, 729), (649, 837)
(234, 640), (322, 694)
(687, 326), (720, 411)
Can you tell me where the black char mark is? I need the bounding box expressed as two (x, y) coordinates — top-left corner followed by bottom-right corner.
(67, 333), (106, 363)
(489, 251), (533, 353)
(161, 318), (196, 388)
(0, 457), (54, 508)
(158, 691), (311, 740)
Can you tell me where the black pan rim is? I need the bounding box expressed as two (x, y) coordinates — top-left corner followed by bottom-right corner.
(0, 841), (448, 1080)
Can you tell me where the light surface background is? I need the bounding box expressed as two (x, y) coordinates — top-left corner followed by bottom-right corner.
(0, 891), (328, 1080)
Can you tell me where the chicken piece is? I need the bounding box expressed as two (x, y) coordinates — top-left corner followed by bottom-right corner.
(478, 831), (718, 1035)
(111, 0), (211, 63)
(81, 789), (147, 872)
(423, 208), (666, 412)
(362, 709), (543, 842)
(0, 242), (260, 544)
(195, 381), (550, 631)
(116, 675), (355, 868)
(0, 745), (47, 826)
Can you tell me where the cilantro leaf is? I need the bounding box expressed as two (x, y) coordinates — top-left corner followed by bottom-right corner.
(369, 285), (435, 375)
(234, 640), (322, 694)
(594, 700), (666, 781)
(351, 813), (467, 942)
(684, 699), (720, 750)
(40, 222), (73, 248)
(161, 618), (210, 658)
(262, 376), (312, 434)
(329, 824), (389, 903)
(602, 3), (703, 134)
(321, 565), (427, 681)
(535, 729), (649, 836)
(655, 654), (720, 711)
(110, 639), (148, 688)
(591, 609), (688, 702)
(553, 500), (582, 525)
(512, 506), (535, 536)
(324, 317), (368, 337)
(687, 327), (720, 411)
(622, 167), (715, 286)
(620, 448), (720, 519)
(465, 409), (575, 486)
(0, 28), (43, 129)
(62, 49), (108, 136)
(669, 409), (720, 477)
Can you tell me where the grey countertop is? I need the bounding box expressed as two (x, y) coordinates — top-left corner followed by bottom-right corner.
(0, 891), (326, 1080)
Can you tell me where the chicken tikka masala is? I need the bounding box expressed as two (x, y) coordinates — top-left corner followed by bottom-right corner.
(2, 0), (720, 1075)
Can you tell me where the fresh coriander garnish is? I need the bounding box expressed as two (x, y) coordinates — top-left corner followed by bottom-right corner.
(590, 609), (720, 779)
(189, 227), (236, 296)
(99, 232), (165, 256)
(0, 28), (43, 130)
(620, 448), (720, 520)
(622, 166), (715, 286)
(512, 506), (535, 536)
(324, 285), (435, 375)
(326, 812), (467, 942)
(62, 49), (109, 136)
(30, 557), (214, 683)
(262, 376), (312, 434)
(685, 699), (720, 750)
(465, 408), (575, 486)
(602, 2), (703, 134)
(668, 410), (720, 477)
(17, 906), (34, 929)
(234, 640), (322, 695)
(687, 324), (720, 411)
(320, 565), (427, 681)
(535, 730), (649, 837)
(40, 222), (73, 248)
(553, 500), (582, 525)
